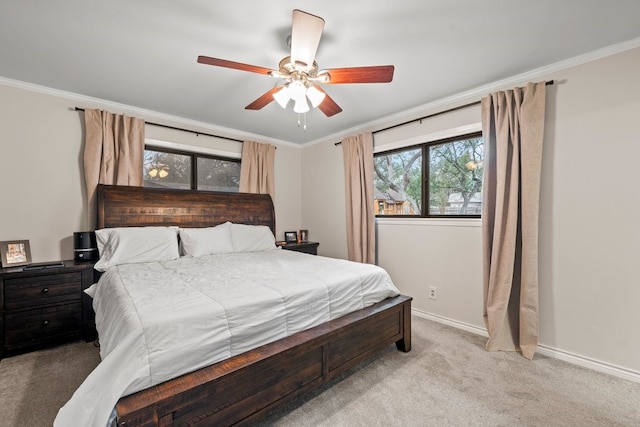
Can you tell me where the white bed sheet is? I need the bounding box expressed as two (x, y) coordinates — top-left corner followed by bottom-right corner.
(54, 249), (400, 427)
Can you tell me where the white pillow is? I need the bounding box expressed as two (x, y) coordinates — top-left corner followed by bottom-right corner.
(230, 223), (276, 252)
(179, 222), (234, 257)
(94, 226), (179, 272)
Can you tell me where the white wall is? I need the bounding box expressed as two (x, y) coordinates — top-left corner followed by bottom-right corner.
(300, 139), (348, 259)
(0, 82), (303, 263)
(538, 47), (640, 373)
(0, 85), (86, 262)
(302, 46), (640, 376)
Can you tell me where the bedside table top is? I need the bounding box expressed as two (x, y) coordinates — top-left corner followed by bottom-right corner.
(0, 260), (93, 277)
(278, 241), (319, 248)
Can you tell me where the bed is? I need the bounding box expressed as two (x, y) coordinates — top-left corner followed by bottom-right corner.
(57, 184), (412, 427)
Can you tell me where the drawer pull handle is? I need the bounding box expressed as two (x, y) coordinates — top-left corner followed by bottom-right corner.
(42, 320), (50, 326)
(42, 287), (49, 294)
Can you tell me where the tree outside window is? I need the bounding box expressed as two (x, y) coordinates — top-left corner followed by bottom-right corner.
(374, 133), (483, 217)
(197, 157), (241, 192)
(143, 147), (240, 191)
(374, 147), (422, 215)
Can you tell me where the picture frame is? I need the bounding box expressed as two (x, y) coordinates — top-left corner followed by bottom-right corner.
(299, 229), (308, 242)
(0, 240), (32, 268)
(284, 231), (298, 243)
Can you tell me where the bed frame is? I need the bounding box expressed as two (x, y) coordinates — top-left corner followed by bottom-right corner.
(96, 184), (412, 426)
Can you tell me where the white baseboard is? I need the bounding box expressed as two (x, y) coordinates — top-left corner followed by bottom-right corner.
(411, 308), (640, 384)
(412, 308), (489, 337)
(534, 345), (640, 384)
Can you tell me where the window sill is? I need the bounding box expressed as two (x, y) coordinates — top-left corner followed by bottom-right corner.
(375, 217), (481, 228)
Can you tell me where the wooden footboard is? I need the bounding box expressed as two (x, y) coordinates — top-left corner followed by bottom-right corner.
(115, 295), (412, 426)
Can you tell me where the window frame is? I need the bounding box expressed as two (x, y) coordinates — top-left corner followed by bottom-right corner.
(144, 145), (241, 191)
(374, 131), (483, 219)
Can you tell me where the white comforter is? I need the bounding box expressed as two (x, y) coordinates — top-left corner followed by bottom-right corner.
(55, 249), (399, 427)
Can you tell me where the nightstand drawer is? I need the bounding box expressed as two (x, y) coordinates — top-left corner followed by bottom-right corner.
(4, 302), (82, 345)
(3, 272), (82, 310)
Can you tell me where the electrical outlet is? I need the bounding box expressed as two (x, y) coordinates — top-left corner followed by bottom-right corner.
(428, 286), (437, 300)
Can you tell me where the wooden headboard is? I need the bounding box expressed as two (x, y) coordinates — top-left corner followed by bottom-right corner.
(96, 184), (275, 234)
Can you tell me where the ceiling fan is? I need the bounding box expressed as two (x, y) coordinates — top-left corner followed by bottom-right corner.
(197, 9), (394, 118)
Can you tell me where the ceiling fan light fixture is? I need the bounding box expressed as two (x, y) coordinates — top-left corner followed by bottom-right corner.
(273, 85), (291, 108)
(293, 97), (310, 114)
(306, 85), (326, 108)
(288, 80), (306, 101)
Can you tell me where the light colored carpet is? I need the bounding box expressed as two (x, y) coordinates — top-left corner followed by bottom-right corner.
(1, 317), (639, 426)
(0, 340), (100, 427)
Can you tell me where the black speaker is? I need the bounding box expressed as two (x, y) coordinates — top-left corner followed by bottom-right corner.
(74, 231), (97, 262)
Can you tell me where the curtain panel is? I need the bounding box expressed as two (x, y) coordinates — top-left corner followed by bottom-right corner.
(342, 132), (376, 264)
(239, 140), (276, 201)
(83, 109), (145, 226)
(481, 81), (546, 360)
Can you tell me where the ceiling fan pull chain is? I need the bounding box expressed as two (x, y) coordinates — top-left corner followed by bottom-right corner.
(295, 113), (308, 130)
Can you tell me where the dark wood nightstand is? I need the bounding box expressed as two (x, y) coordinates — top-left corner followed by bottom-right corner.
(280, 242), (319, 255)
(0, 260), (96, 358)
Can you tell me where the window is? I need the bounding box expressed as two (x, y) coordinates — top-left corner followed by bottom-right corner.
(144, 147), (240, 191)
(374, 132), (483, 217)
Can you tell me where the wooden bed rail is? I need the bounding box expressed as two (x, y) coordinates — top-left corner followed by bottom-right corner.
(116, 295), (412, 426)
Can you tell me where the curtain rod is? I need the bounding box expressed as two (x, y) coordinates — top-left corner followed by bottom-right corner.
(74, 107), (244, 144)
(335, 80), (554, 146)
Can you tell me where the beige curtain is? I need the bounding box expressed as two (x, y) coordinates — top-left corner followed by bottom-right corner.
(239, 140), (276, 200)
(481, 81), (546, 360)
(342, 132), (375, 264)
(83, 109), (145, 225)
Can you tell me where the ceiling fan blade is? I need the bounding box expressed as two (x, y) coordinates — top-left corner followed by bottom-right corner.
(245, 86), (282, 110)
(290, 9), (325, 68)
(323, 65), (395, 84)
(197, 56), (275, 76)
(314, 86), (342, 117)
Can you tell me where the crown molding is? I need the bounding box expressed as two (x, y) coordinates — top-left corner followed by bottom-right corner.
(0, 76), (301, 149)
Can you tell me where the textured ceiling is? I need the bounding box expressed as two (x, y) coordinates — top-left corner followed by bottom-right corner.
(1, 1), (640, 144)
